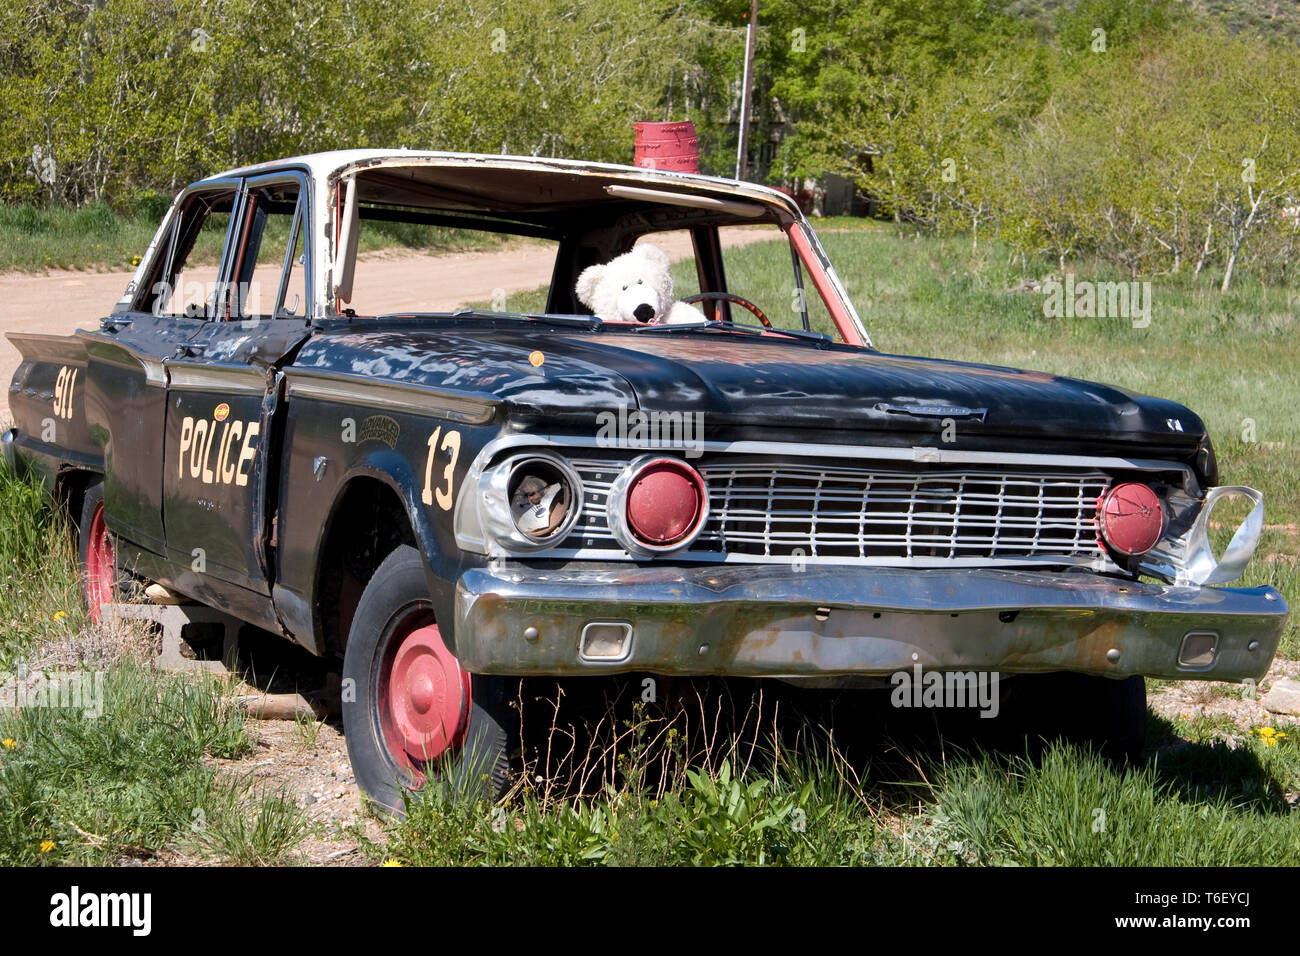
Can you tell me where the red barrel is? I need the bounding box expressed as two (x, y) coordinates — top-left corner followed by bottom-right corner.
(633, 121), (699, 173)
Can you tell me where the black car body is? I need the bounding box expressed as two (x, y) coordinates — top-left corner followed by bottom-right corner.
(4, 151), (1288, 806)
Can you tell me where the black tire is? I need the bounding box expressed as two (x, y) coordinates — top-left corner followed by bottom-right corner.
(1003, 671), (1147, 766)
(341, 545), (512, 816)
(77, 480), (126, 622)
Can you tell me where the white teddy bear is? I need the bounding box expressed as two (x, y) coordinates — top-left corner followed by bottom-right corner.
(574, 242), (707, 325)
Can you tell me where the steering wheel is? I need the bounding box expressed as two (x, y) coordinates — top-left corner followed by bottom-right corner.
(680, 291), (772, 329)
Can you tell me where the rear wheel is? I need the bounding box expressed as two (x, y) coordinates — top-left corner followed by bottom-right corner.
(77, 481), (120, 623)
(341, 545), (511, 815)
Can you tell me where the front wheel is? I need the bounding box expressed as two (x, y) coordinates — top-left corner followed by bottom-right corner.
(341, 545), (512, 816)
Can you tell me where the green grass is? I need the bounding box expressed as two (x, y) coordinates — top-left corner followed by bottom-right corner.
(0, 466), (84, 662)
(920, 739), (1300, 865)
(382, 735), (879, 867)
(0, 459), (314, 865)
(0, 659), (306, 865)
(379, 729), (1300, 866)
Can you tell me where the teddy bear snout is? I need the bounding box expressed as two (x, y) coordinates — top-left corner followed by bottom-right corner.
(633, 303), (656, 323)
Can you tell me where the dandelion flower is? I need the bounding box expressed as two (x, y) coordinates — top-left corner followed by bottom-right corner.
(1, 739), (15, 750)
(40, 841), (54, 853)
(53, 610), (67, 621)
(380, 859), (403, 867)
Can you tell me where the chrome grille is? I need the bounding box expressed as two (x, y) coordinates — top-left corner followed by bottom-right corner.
(568, 459), (1109, 565)
(568, 460), (617, 546)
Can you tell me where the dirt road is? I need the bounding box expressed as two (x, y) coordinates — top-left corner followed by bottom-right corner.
(0, 228), (778, 421)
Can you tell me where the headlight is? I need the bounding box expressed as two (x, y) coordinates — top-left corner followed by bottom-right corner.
(607, 455), (708, 555)
(476, 453), (582, 552)
(1098, 482), (1165, 557)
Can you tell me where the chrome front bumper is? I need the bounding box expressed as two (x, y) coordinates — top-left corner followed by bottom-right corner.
(453, 563), (1288, 681)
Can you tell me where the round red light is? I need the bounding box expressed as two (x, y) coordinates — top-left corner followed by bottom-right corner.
(1099, 482), (1165, 556)
(625, 460), (705, 546)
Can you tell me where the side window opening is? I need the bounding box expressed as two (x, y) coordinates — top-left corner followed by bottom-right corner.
(234, 183), (308, 321)
(342, 206), (557, 316)
(138, 189), (236, 317)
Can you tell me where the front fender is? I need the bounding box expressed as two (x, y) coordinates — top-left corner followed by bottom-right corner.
(272, 392), (500, 654)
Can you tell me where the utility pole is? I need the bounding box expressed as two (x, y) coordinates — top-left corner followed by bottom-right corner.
(734, 0), (758, 180)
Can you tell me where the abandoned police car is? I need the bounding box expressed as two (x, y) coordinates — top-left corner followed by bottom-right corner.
(3, 151), (1287, 810)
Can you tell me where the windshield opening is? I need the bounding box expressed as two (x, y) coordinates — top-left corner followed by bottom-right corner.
(331, 165), (864, 346)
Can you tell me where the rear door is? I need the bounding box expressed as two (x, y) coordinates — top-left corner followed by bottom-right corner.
(160, 173), (313, 625)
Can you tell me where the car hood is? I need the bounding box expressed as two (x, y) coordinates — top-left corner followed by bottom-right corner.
(295, 320), (1207, 454)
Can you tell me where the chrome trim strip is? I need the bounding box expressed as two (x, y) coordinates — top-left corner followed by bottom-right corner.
(165, 364), (265, 393)
(516, 547), (1115, 570)
(142, 358), (167, 387)
(284, 370), (498, 425)
(458, 431), (1196, 477)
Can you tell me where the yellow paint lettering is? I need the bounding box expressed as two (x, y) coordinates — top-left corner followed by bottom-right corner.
(435, 429), (461, 511)
(421, 426), (461, 510)
(421, 427), (441, 507)
(178, 417), (194, 478)
(189, 419), (208, 479)
(201, 418), (218, 484)
(235, 422), (260, 487)
(220, 420), (242, 484)
(53, 367), (67, 418)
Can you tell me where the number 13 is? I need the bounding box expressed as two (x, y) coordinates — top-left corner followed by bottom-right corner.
(421, 427), (461, 510)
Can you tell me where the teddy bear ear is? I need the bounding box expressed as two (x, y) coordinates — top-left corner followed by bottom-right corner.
(574, 263), (605, 308)
(635, 242), (670, 268)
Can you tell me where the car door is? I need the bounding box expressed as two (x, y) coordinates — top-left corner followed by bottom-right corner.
(80, 182), (242, 557)
(160, 172), (314, 628)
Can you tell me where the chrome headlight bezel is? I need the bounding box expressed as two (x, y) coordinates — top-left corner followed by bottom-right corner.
(1139, 485), (1264, 586)
(469, 452), (584, 555)
(606, 454), (710, 557)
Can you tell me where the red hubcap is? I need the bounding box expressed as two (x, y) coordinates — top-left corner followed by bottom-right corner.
(380, 621), (471, 777)
(85, 502), (115, 624)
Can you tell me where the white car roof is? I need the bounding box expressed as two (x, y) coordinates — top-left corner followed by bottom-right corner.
(199, 149), (801, 215)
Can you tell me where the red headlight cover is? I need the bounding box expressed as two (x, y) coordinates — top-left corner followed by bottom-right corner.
(1099, 482), (1165, 556)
